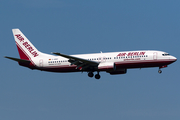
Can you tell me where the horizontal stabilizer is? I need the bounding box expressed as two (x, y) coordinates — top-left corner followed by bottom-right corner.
(4, 56), (31, 63)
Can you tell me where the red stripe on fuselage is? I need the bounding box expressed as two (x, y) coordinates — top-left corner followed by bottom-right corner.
(115, 59), (175, 69)
(38, 65), (79, 72)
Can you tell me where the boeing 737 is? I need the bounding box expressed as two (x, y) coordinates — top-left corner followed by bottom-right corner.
(5, 29), (177, 79)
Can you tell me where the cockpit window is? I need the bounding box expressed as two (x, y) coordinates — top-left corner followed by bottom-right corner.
(162, 53), (170, 56)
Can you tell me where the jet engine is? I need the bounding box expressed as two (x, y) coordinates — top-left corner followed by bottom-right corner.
(98, 62), (116, 71)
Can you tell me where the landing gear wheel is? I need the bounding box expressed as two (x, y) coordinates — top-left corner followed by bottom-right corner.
(95, 74), (101, 79)
(88, 72), (94, 78)
(158, 70), (162, 74)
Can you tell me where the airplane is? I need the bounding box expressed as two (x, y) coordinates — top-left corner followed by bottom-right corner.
(5, 29), (177, 79)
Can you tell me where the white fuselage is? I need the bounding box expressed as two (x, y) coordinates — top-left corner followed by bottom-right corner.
(32, 50), (176, 73)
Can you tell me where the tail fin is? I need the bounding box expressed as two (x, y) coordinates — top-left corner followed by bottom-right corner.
(12, 29), (40, 60)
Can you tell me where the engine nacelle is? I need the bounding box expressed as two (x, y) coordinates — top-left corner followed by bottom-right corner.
(98, 62), (116, 71)
(107, 69), (127, 75)
(98, 62), (127, 75)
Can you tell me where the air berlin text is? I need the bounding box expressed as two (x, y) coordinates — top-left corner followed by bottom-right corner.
(15, 34), (39, 57)
(117, 52), (146, 57)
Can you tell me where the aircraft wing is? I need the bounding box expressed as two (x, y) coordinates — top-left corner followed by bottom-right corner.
(52, 52), (99, 70)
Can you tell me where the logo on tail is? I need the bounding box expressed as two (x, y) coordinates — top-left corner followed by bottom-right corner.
(15, 34), (39, 57)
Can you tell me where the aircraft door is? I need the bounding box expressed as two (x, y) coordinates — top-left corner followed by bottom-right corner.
(153, 52), (157, 60)
(39, 59), (43, 67)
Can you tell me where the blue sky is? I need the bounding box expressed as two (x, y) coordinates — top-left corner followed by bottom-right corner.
(1, 0), (180, 120)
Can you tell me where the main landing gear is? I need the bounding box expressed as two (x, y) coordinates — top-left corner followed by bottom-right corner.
(88, 72), (94, 78)
(88, 71), (101, 79)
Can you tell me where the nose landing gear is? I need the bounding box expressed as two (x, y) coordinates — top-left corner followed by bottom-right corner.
(158, 65), (168, 74)
(158, 69), (162, 74)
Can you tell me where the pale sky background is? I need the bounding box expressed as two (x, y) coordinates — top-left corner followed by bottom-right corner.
(1, 0), (180, 120)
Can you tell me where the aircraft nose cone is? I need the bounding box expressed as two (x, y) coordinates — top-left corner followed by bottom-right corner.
(175, 57), (177, 61)
(172, 56), (177, 61)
